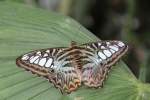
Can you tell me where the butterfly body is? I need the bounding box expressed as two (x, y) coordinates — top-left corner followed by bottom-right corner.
(16, 40), (128, 94)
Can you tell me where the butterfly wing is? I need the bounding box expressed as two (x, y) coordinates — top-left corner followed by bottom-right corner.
(81, 40), (128, 88)
(16, 47), (81, 94)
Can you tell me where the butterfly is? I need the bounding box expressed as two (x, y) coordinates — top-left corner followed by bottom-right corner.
(16, 40), (128, 94)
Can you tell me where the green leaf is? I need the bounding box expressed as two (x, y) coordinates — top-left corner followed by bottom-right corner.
(0, 2), (150, 100)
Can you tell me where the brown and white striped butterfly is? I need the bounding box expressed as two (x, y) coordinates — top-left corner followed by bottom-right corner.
(16, 40), (128, 94)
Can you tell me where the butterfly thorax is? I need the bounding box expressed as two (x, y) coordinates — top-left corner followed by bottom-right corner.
(68, 42), (84, 69)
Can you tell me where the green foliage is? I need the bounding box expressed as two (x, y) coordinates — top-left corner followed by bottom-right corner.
(0, 1), (150, 100)
(0, 0), (24, 3)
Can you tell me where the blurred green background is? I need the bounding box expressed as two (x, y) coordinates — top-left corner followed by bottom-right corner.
(0, 0), (150, 99)
(3, 0), (148, 83)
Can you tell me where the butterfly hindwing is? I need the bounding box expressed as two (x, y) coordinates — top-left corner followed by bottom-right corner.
(81, 40), (128, 87)
(16, 47), (81, 93)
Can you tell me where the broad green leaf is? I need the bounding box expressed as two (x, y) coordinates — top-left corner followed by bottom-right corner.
(0, 1), (150, 100)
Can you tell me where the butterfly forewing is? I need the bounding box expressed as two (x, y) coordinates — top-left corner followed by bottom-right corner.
(81, 40), (128, 87)
(16, 47), (82, 93)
